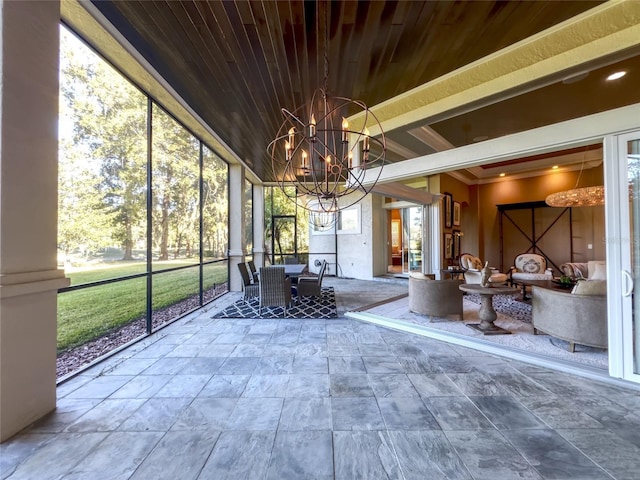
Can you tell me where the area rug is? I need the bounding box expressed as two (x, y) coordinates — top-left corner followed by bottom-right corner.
(212, 287), (337, 319)
(464, 293), (532, 323)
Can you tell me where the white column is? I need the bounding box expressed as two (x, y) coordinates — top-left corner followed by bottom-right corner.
(252, 184), (266, 268)
(0, 0), (69, 442)
(228, 164), (245, 292)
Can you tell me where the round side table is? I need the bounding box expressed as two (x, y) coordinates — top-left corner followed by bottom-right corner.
(458, 283), (518, 335)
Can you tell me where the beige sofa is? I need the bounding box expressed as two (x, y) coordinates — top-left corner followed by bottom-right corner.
(409, 273), (464, 320)
(531, 285), (607, 352)
(560, 260), (606, 279)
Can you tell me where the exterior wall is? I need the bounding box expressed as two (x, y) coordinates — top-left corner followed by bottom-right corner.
(308, 232), (336, 276)
(0, 0), (69, 441)
(337, 195), (375, 280)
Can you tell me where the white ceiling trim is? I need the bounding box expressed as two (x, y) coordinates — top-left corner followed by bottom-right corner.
(363, 103), (640, 186)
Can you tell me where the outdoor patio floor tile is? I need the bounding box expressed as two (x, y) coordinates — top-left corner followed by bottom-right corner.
(331, 397), (385, 431)
(444, 430), (543, 480)
(266, 431), (333, 480)
(129, 430), (220, 480)
(5, 278), (639, 479)
(198, 431), (275, 480)
(469, 396), (547, 430)
(501, 428), (612, 479)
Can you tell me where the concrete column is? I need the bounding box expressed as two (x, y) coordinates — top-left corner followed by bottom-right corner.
(252, 185), (265, 269)
(0, 0), (69, 442)
(228, 164), (245, 292)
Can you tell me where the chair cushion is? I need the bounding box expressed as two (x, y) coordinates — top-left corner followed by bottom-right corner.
(572, 280), (607, 296)
(511, 272), (552, 281)
(515, 254), (546, 274)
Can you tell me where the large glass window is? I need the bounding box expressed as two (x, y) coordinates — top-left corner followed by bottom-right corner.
(57, 25), (230, 378)
(151, 104), (200, 269)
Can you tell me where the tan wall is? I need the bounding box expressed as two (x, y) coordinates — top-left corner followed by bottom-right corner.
(440, 175), (478, 264)
(478, 166), (605, 272)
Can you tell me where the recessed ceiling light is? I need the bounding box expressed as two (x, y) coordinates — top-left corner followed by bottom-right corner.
(473, 135), (489, 142)
(607, 71), (626, 81)
(499, 173), (505, 177)
(552, 165), (559, 170)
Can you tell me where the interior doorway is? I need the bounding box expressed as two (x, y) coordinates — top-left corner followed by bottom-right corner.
(388, 206), (423, 276)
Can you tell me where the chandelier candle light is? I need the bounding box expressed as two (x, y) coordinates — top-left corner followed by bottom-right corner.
(269, 88), (385, 226)
(268, 3), (385, 230)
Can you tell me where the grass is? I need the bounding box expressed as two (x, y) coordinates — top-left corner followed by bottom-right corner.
(57, 261), (228, 352)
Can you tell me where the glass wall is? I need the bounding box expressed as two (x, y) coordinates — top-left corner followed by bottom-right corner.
(57, 25), (229, 378)
(264, 186), (310, 264)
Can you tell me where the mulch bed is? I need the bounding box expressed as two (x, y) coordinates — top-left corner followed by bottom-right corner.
(56, 284), (227, 378)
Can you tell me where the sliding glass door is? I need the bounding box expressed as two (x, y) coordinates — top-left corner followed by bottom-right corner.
(401, 206), (423, 275)
(607, 131), (640, 383)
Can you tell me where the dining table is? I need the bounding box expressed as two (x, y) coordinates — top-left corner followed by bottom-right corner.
(259, 264), (308, 282)
(282, 264), (308, 283)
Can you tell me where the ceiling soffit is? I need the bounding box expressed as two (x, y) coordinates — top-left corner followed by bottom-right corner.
(84, 0), (605, 183)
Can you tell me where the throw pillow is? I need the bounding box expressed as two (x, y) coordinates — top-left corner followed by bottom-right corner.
(572, 279), (606, 296)
(471, 258), (483, 270)
(590, 263), (607, 280)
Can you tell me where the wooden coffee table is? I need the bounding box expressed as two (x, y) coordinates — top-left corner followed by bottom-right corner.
(459, 284), (518, 335)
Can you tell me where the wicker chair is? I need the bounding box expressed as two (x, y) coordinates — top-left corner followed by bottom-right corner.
(237, 262), (259, 301)
(297, 260), (327, 297)
(247, 260), (259, 283)
(259, 266), (292, 315)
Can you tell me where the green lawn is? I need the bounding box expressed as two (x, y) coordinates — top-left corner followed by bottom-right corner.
(58, 261), (228, 352)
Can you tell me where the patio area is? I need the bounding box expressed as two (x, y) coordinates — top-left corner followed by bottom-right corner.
(2, 278), (640, 479)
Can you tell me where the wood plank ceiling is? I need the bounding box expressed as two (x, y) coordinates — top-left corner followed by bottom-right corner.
(90, 1), (606, 182)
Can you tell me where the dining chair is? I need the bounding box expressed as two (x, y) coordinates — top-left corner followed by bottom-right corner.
(259, 266), (292, 316)
(297, 259), (327, 297)
(237, 262), (259, 301)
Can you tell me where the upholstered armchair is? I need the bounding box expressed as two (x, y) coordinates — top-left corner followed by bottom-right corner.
(508, 253), (553, 283)
(508, 253), (553, 299)
(408, 273), (464, 320)
(459, 253), (507, 285)
(259, 266), (292, 316)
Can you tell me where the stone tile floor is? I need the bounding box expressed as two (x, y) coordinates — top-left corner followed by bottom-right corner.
(2, 278), (640, 479)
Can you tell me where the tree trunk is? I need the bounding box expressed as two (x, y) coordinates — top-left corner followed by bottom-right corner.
(159, 195), (169, 260)
(122, 218), (133, 260)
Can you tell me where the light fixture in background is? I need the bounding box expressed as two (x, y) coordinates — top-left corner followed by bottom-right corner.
(545, 185), (604, 207)
(268, 2), (385, 226)
(552, 165), (559, 170)
(306, 198), (337, 232)
(545, 147), (603, 207)
(499, 173), (505, 177)
(607, 71), (626, 81)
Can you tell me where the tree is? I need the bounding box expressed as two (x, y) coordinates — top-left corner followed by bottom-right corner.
(60, 28), (147, 261)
